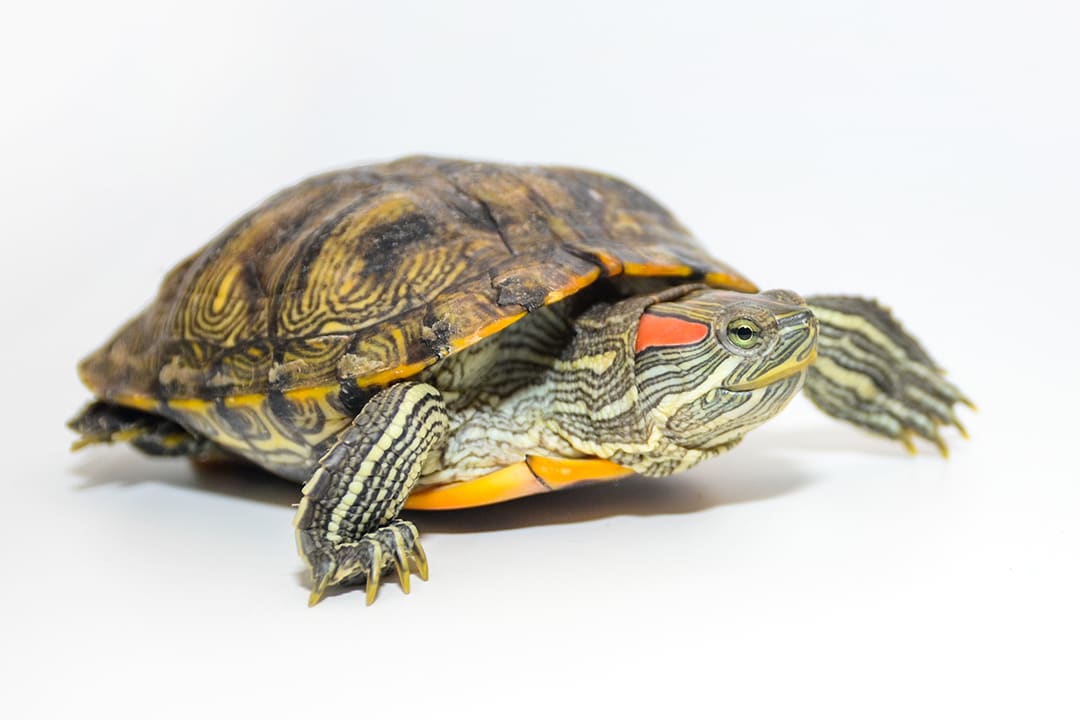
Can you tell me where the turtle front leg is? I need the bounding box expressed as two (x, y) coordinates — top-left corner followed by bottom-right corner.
(294, 382), (449, 606)
(805, 295), (972, 455)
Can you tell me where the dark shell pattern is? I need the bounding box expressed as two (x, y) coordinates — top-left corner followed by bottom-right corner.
(80, 156), (754, 405)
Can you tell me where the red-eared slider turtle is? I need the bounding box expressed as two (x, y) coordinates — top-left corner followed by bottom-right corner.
(70, 156), (969, 605)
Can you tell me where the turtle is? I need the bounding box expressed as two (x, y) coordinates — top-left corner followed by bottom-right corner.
(70, 155), (970, 605)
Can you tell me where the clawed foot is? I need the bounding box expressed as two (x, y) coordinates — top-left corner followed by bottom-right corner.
(806, 295), (973, 456)
(888, 367), (972, 457)
(847, 357), (973, 457)
(298, 519), (429, 607)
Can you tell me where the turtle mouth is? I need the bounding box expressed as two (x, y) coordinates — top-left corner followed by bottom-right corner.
(726, 347), (817, 392)
(725, 305), (818, 392)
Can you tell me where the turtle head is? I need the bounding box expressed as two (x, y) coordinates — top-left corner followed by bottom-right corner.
(629, 288), (818, 467)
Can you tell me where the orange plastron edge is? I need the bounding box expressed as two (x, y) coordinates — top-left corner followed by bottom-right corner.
(404, 456), (634, 510)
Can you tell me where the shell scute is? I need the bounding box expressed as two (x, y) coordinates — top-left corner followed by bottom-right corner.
(80, 156), (753, 404)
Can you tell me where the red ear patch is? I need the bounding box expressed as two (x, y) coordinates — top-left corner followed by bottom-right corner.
(635, 312), (709, 353)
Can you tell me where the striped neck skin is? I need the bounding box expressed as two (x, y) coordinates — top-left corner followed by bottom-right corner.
(550, 287), (819, 478)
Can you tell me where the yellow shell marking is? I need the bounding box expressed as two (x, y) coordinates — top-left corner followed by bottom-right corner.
(405, 455), (634, 510)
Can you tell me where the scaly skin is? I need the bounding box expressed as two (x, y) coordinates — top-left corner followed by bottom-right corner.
(70, 286), (969, 605)
(294, 382), (448, 605)
(291, 287), (818, 602)
(805, 296), (971, 455)
(67, 157), (972, 606)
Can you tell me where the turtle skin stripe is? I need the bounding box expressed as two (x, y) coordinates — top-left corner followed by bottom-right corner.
(804, 296), (972, 455)
(294, 381), (449, 605)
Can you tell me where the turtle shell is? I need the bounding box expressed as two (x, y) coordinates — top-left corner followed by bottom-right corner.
(79, 156), (756, 408)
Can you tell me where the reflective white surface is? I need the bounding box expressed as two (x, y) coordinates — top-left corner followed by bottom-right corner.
(2, 1), (1077, 717)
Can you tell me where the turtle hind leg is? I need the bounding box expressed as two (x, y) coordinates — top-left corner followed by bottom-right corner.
(68, 400), (211, 457)
(804, 295), (973, 456)
(294, 381), (449, 606)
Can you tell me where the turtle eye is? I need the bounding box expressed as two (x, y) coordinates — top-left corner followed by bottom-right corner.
(727, 319), (761, 349)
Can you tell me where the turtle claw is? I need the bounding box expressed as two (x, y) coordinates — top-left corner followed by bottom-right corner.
(884, 387), (965, 457)
(394, 562), (411, 595)
(301, 519), (428, 606)
(307, 554), (337, 607)
(952, 414), (970, 440)
(387, 524), (414, 594)
(929, 429), (950, 459)
(900, 376), (969, 457)
(364, 568), (382, 606)
(412, 539), (430, 582)
(309, 579), (331, 608)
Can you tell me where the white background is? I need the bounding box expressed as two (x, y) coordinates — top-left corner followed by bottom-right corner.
(2, 1), (1077, 717)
